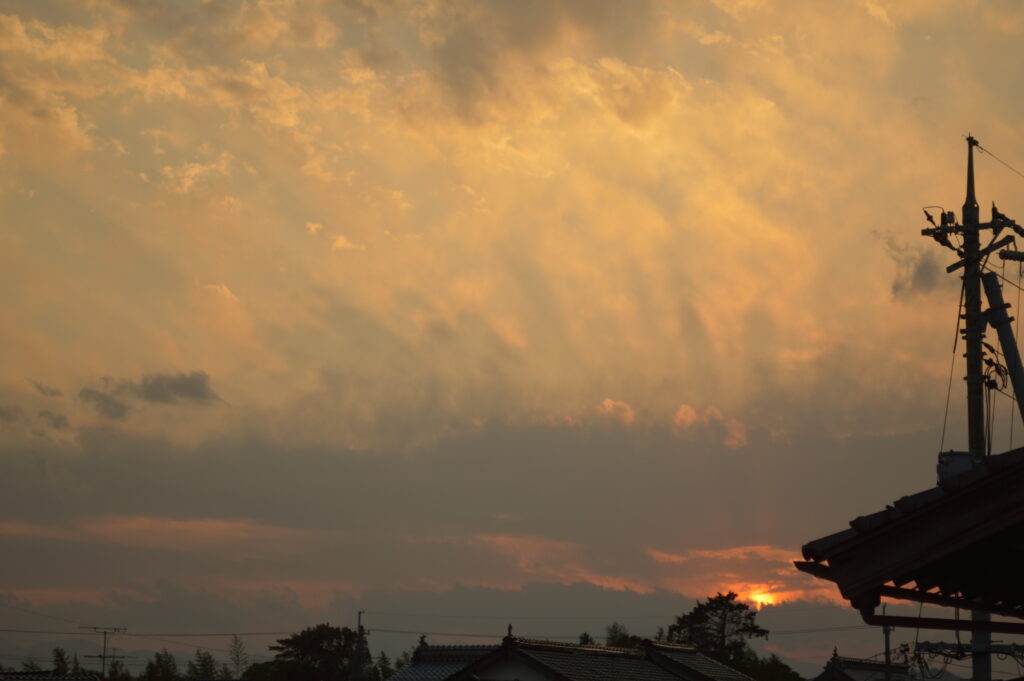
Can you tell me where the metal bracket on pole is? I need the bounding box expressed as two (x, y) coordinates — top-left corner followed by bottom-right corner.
(982, 271), (1024, 424)
(947, 235), (1015, 272)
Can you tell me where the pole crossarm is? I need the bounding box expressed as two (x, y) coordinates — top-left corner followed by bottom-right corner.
(923, 222), (1002, 238)
(916, 642), (1024, 656)
(947, 235), (1015, 272)
(861, 612), (1024, 635)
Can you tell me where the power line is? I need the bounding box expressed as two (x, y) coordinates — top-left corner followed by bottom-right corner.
(977, 142), (1024, 183)
(122, 633), (273, 661)
(0, 602), (89, 628)
(770, 624), (875, 635)
(363, 603), (840, 622)
(365, 611), (676, 621)
(0, 621), (876, 640)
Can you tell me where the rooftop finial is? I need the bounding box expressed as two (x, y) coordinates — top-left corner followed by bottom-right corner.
(964, 135), (980, 225)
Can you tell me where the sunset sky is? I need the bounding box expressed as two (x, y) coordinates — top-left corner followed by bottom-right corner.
(3, 0), (1024, 674)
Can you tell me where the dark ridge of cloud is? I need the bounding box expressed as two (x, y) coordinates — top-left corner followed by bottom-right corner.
(78, 388), (130, 420)
(341, 0), (385, 22)
(77, 371), (220, 419)
(0, 406), (21, 422)
(425, 0), (656, 119)
(30, 381), (62, 397)
(38, 410), (68, 430)
(131, 371), (220, 405)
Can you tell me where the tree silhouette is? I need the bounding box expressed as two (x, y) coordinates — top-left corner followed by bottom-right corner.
(268, 623), (359, 681)
(605, 621), (642, 648)
(666, 592), (768, 667)
(186, 650), (218, 680)
(108, 659), (134, 681)
(142, 649), (180, 681)
(52, 648), (70, 676)
(229, 635), (249, 679)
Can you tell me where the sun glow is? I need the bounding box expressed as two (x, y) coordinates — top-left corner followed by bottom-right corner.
(745, 590), (780, 609)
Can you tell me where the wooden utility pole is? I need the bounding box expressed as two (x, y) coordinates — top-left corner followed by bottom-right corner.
(80, 626), (126, 678)
(960, 137), (992, 681)
(963, 136), (986, 462)
(883, 605), (892, 681)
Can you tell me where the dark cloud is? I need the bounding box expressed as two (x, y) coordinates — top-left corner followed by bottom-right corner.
(30, 381), (62, 397)
(78, 387), (129, 420)
(76, 371), (220, 419)
(0, 413), (948, 671)
(130, 371), (220, 405)
(0, 406), (21, 422)
(424, 0), (656, 119)
(892, 249), (942, 298)
(884, 234), (948, 299)
(38, 410), (68, 430)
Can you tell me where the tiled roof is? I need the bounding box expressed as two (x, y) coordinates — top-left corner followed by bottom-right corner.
(645, 643), (756, 681)
(389, 660), (474, 681)
(388, 643), (495, 681)
(814, 655), (911, 681)
(518, 641), (681, 681)
(797, 445), (1024, 616)
(445, 637), (755, 681)
(803, 447), (1024, 562)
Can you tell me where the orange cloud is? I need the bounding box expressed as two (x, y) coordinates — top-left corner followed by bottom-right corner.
(332, 234), (367, 251)
(0, 520), (74, 541)
(673, 404), (748, 449)
(597, 398), (636, 424)
(10, 586), (149, 607)
(473, 534), (652, 593)
(82, 516), (317, 552)
(648, 545), (839, 607)
(0, 515), (317, 556)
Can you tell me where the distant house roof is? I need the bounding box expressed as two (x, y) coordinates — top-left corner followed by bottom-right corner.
(795, 446), (1024, 629)
(811, 655), (911, 681)
(445, 636), (757, 681)
(644, 642), (757, 681)
(389, 643), (497, 681)
(0, 672), (100, 681)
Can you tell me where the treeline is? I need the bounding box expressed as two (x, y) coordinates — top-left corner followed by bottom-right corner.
(587, 593), (803, 681)
(0, 628), (396, 681)
(0, 593), (802, 681)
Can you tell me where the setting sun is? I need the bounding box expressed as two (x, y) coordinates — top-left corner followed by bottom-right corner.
(737, 588), (781, 610)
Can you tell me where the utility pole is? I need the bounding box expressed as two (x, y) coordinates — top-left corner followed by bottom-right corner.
(883, 606), (892, 681)
(919, 138), (1024, 681)
(355, 610), (366, 681)
(918, 136), (1024, 681)
(84, 648), (126, 678)
(963, 135), (987, 463)
(961, 137), (992, 681)
(80, 626), (126, 678)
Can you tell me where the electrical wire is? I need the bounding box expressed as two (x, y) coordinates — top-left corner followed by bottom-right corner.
(0, 602), (90, 628)
(121, 632), (272, 661)
(1013, 261), (1023, 448)
(0, 620), (877, 640)
(365, 611), (678, 621)
(977, 142), (1024, 183)
(939, 281), (966, 453)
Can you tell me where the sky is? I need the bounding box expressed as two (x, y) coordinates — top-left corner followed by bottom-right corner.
(4, 0), (1024, 675)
